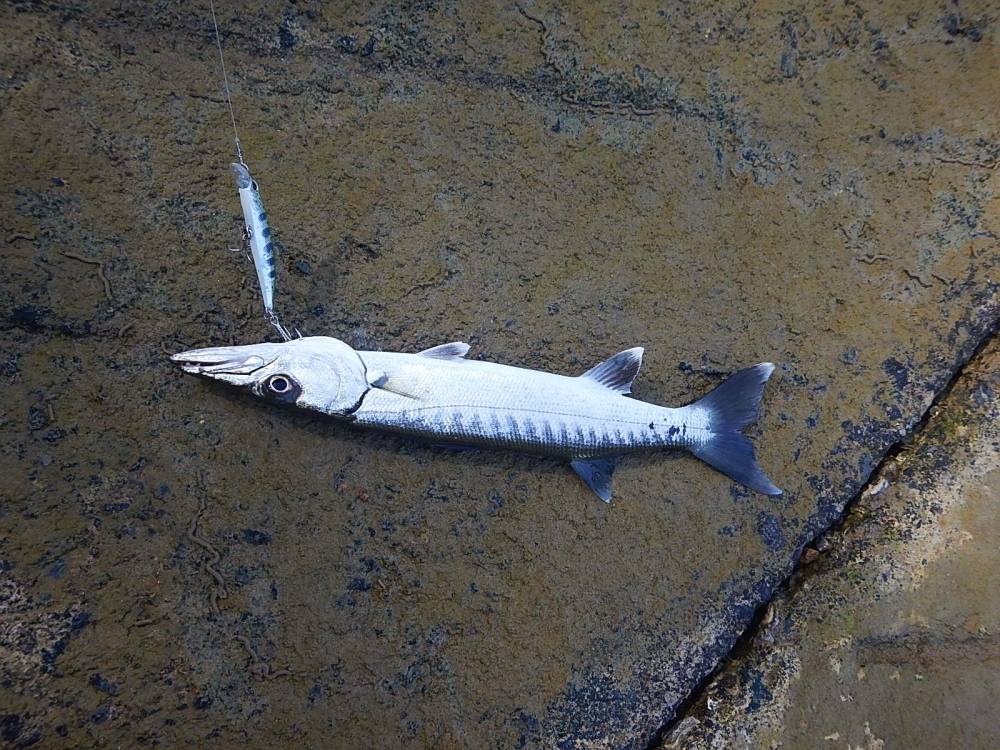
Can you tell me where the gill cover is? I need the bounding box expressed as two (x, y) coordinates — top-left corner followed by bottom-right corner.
(280, 337), (370, 415)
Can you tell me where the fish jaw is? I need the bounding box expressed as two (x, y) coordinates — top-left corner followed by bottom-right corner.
(170, 343), (280, 386)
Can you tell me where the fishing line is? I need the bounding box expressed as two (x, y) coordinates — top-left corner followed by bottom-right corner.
(206, 1), (298, 343)
(209, 0), (245, 166)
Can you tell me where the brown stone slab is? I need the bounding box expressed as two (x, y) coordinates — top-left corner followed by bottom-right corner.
(0, 2), (996, 748)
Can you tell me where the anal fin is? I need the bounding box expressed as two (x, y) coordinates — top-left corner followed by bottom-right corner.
(570, 457), (617, 503)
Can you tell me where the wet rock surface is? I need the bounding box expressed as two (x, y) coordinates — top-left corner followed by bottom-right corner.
(1, 1), (996, 748)
(661, 337), (999, 750)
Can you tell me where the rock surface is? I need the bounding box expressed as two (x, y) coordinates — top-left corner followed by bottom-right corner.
(661, 337), (999, 750)
(1, 1), (996, 748)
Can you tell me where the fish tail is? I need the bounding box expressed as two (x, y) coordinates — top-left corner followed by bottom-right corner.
(687, 363), (782, 495)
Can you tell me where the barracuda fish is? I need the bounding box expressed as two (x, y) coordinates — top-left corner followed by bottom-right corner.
(231, 162), (292, 341)
(172, 337), (782, 501)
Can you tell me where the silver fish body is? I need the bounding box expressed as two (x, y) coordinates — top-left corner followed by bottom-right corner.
(172, 337), (781, 501)
(353, 348), (701, 456)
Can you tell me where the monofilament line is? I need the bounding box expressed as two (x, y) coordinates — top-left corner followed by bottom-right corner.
(209, 0), (245, 166)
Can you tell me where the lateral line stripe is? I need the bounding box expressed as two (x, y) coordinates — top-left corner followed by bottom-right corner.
(368, 404), (711, 431)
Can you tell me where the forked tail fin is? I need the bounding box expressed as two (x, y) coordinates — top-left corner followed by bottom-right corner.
(689, 363), (782, 495)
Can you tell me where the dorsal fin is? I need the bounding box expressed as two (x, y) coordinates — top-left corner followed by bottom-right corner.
(570, 457), (617, 503)
(579, 347), (644, 394)
(418, 342), (470, 359)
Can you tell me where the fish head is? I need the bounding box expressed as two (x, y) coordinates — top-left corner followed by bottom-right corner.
(230, 162), (257, 192)
(172, 336), (369, 415)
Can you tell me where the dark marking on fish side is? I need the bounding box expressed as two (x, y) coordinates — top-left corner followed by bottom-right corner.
(506, 414), (520, 438)
(489, 412), (503, 437)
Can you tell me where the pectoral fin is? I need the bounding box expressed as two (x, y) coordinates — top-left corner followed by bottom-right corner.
(570, 457), (617, 503)
(370, 377), (422, 401)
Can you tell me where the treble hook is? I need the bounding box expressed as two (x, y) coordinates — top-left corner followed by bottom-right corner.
(266, 310), (293, 342)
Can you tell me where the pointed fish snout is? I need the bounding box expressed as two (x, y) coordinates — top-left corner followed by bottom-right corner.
(170, 347), (271, 377)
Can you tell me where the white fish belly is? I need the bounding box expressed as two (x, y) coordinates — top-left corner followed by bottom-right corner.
(351, 352), (709, 457)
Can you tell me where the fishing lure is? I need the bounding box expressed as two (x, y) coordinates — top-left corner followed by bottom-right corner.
(231, 162), (291, 341)
(209, 0), (292, 342)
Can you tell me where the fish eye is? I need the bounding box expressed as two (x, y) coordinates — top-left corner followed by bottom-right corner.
(267, 375), (292, 393)
(261, 373), (301, 403)
(251, 180), (259, 191)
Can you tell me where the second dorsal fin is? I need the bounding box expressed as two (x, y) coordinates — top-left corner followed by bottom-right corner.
(418, 342), (470, 359)
(579, 347), (644, 394)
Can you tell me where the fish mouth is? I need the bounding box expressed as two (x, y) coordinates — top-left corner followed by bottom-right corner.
(170, 346), (274, 384)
